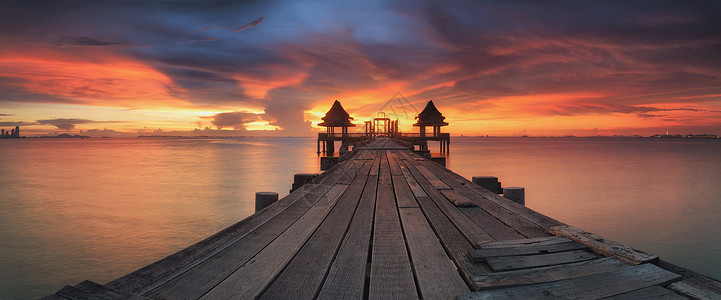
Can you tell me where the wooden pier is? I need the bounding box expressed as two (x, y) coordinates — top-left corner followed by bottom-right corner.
(45, 138), (721, 299)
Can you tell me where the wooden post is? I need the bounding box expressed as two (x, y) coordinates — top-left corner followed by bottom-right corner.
(431, 157), (446, 167)
(326, 140), (334, 156)
(290, 173), (319, 193)
(472, 176), (502, 194)
(320, 156), (339, 170)
(503, 187), (525, 205)
(255, 192), (279, 212)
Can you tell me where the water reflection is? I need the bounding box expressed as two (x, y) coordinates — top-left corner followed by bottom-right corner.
(0, 137), (319, 299)
(447, 137), (721, 280)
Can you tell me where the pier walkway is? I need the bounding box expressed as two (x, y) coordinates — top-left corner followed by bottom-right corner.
(45, 138), (720, 299)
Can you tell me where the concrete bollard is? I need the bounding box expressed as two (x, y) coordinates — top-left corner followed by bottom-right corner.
(472, 176), (502, 194)
(503, 187), (525, 206)
(290, 173), (319, 193)
(320, 156), (339, 171)
(430, 156), (446, 167)
(255, 192), (279, 212)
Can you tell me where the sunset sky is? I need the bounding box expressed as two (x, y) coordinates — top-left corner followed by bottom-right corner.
(1, 0), (720, 137)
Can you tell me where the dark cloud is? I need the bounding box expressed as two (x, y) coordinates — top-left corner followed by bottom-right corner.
(0, 121), (29, 126)
(55, 36), (139, 47)
(35, 118), (122, 130)
(209, 111), (261, 130)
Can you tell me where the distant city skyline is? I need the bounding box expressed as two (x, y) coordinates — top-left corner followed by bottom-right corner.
(1, 1), (721, 137)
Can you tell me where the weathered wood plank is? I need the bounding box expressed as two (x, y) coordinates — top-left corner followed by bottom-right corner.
(668, 277), (721, 300)
(337, 159), (363, 185)
(397, 157), (490, 287)
(398, 158), (428, 198)
(418, 160), (549, 238)
(398, 207), (470, 298)
(388, 156), (403, 176)
(478, 236), (571, 248)
(55, 285), (107, 300)
(457, 263), (682, 299)
(549, 225), (659, 265)
(110, 165), (347, 295)
(485, 249), (599, 272)
(439, 189), (477, 207)
(424, 160), (564, 230)
(604, 285), (689, 300)
(317, 175), (378, 299)
(368, 151), (381, 176)
(470, 241), (587, 261)
(198, 184), (349, 299)
(416, 165), (451, 190)
(389, 154), (419, 209)
(471, 257), (630, 289)
(400, 158), (494, 245)
(437, 188), (529, 241)
(259, 171), (369, 299)
(369, 152), (418, 299)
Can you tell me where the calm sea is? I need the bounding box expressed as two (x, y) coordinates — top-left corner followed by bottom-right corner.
(1, 136), (719, 298)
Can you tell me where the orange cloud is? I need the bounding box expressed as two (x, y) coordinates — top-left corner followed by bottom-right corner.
(0, 53), (185, 109)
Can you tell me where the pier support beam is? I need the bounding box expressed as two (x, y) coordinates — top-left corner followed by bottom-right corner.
(503, 187), (525, 206)
(472, 176), (502, 194)
(255, 192), (279, 212)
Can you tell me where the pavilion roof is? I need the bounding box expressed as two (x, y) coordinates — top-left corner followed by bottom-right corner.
(318, 100), (356, 127)
(414, 100), (448, 126)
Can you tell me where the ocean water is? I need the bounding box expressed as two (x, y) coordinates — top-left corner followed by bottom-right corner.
(1, 136), (720, 298)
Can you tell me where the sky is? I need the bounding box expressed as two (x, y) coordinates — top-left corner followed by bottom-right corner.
(1, 0), (721, 137)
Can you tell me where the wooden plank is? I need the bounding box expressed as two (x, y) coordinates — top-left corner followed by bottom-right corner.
(398, 207), (470, 298)
(55, 285), (107, 300)
(471, 257), (630, 290)
(388, 156), (403, 176)
(259, 172), (370, 299)
(439, 190), (527, 241)
(368, 151), (418, 299)
(669, 277), (721, 300)
(400, 158), (493, 245)
(317, 175), (378, 299)
(397, 159), (490, 287)
(418, 160), (548, 238)
(198, 184), (349, 299)
(109, 166), (347, 295)
(470, 241), (587, 261)
(439, 189), (477, 207)
(368, 151), (381, 176)
(389, 155), (419, 209)
(415, 165), (451, 190)
(549, 225), (659, 265)
(605, 286), (688, 300)
(398, 159), (427, 198)
(478, 236), (571, 248)
(422, 159), (564, 230)
(337, 159), (363, 185)
(457, 263), (682, 299)
(485, 249), (599, 271)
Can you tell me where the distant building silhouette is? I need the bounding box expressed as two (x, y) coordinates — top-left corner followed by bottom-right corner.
(1, 125), (22, 138)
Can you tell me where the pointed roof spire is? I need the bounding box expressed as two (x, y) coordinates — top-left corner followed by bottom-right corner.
(414, 100), (448, 126)
(318, 100), (356, 127)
